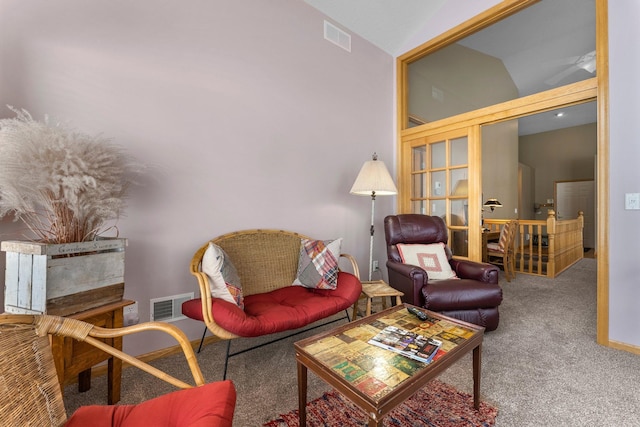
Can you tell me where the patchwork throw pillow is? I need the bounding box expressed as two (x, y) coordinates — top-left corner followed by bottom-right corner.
(293, 238), (342, 290)
(396, 242), (457, 280)
(202, 242), (244, 309)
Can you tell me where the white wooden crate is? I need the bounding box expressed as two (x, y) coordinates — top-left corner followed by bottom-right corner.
(2, 238), (126, 315)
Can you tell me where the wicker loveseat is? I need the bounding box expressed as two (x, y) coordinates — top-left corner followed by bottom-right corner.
(182, 229), (362, 378)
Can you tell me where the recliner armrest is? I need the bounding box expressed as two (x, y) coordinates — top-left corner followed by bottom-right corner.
(449, 259), (499, 284)
(386, 260), (428, 306)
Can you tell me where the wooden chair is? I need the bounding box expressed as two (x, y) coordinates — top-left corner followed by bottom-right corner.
(0, 313), (236, 426)
(486, 220), (519, 282)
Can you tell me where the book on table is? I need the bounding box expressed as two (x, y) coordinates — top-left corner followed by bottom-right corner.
(368, 325), (442, 364)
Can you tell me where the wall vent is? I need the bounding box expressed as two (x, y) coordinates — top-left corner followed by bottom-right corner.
(150, 292), (194, 322)
(324, 20), (351, 52)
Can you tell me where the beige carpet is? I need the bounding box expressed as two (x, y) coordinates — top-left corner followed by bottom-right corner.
(64, 259), (640, 426)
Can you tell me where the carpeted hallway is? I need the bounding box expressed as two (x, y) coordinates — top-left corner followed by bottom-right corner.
(64, 258), (640, 426)
(437, 258), (640, 426)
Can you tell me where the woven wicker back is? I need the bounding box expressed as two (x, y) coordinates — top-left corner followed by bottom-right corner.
(209, 229), (309, 296)
(0, 317), (67, 426)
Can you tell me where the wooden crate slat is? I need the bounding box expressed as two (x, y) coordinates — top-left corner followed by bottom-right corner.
(1, 238), (126, 256)
(17, 253), (35, 311)
(3, 238), (126, 315)
(46, 252), (125, 299)
(4, 251), (19, 309)
(47, 283), (124, 317)
(31, 254), (48, 312)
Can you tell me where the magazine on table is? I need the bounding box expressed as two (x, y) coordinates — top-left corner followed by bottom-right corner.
(368, 325), (442, 364)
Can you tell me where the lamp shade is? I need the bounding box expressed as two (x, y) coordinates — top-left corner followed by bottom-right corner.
(483, 198), (503, 208)
(452, 179), (468, 196)
(350, 153), (397, 196)
(483, 198), (503, 212)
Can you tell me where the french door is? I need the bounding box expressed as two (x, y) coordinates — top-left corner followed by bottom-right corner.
(401, 127), (481, 260)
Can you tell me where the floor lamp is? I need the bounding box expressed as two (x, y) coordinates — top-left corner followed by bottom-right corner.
(350, 153), (398, 281)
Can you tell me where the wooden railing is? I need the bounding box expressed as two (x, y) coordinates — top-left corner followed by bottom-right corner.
(484, 210), (584, 278)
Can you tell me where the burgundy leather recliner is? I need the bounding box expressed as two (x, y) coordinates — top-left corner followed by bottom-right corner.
(384, 214), (503, 331)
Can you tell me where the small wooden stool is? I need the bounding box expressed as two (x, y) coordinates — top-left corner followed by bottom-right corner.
(352, 280), (404, 320)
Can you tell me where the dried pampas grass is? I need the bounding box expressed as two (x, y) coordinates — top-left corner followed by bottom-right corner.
(0, 106), (143, 243)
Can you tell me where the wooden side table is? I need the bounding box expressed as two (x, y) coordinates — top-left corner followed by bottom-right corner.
(50, 299), (134, 404)
(352, 280), (404, 321)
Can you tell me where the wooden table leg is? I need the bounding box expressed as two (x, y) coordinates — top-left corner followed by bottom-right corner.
(78, 369), (91, 392)
(108, 309), (125, 404)
(368, 416), (383, 427)
(472, 343), (482, 410)
(108, 355), (122, 404)
(297, 361), (308, 426)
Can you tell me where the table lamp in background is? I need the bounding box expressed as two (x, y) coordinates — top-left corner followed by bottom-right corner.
(483, 198), (503, 212)
(350, 153), (397, 281)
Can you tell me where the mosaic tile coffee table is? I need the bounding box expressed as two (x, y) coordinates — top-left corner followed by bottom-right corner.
(295, 304), (484, 427)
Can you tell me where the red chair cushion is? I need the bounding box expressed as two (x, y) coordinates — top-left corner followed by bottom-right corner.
(65, 380), (236, 427)
(182, 271), (362, 337)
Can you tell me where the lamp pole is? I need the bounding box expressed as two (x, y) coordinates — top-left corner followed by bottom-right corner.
(350, 152), (397, 283)
(367, 190), (376, 281)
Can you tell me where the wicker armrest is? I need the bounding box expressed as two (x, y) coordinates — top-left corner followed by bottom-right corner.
(189, 242), (241, 340)
(339, 253), (361, 279)
(34, 314), (205, 389)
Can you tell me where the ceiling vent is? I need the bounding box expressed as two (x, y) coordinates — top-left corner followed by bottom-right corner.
(324, 20), (351, 52)
(150, 292), (194, 322)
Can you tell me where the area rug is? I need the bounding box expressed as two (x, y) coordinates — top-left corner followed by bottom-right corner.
(263, 379), (498, 427)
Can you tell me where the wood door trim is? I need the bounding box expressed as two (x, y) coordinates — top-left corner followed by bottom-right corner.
(396, 0), (611, 348)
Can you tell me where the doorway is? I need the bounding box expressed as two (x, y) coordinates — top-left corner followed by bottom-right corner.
(396, 0), (610, 345)
(555, 179), (596, 250)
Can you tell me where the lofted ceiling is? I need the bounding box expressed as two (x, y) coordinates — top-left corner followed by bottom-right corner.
(303, 0), (597, 136)
(302, 0), (447, 55)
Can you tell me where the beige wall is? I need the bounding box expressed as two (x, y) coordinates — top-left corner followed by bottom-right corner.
(519, 123), (597, 214)
(408, 43), (517, 123)
(0, 0), (394, 355)
(482, 120), (520, 221)
(609, 0), (640, 345)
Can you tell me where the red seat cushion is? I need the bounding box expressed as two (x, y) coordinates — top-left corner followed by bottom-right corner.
(65, 380), (236, 427)
(182, 271), (362, 337)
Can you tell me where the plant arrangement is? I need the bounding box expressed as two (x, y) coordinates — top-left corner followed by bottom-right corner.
(0, 107), (142, 244)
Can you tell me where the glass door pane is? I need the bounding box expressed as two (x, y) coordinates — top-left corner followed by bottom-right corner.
(411, 173), (427, 199)
(430, 171), (446, 198)
(430, 141), (446, 168)
(450, 137), (468, 167)
(408, 132), (471, 258)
